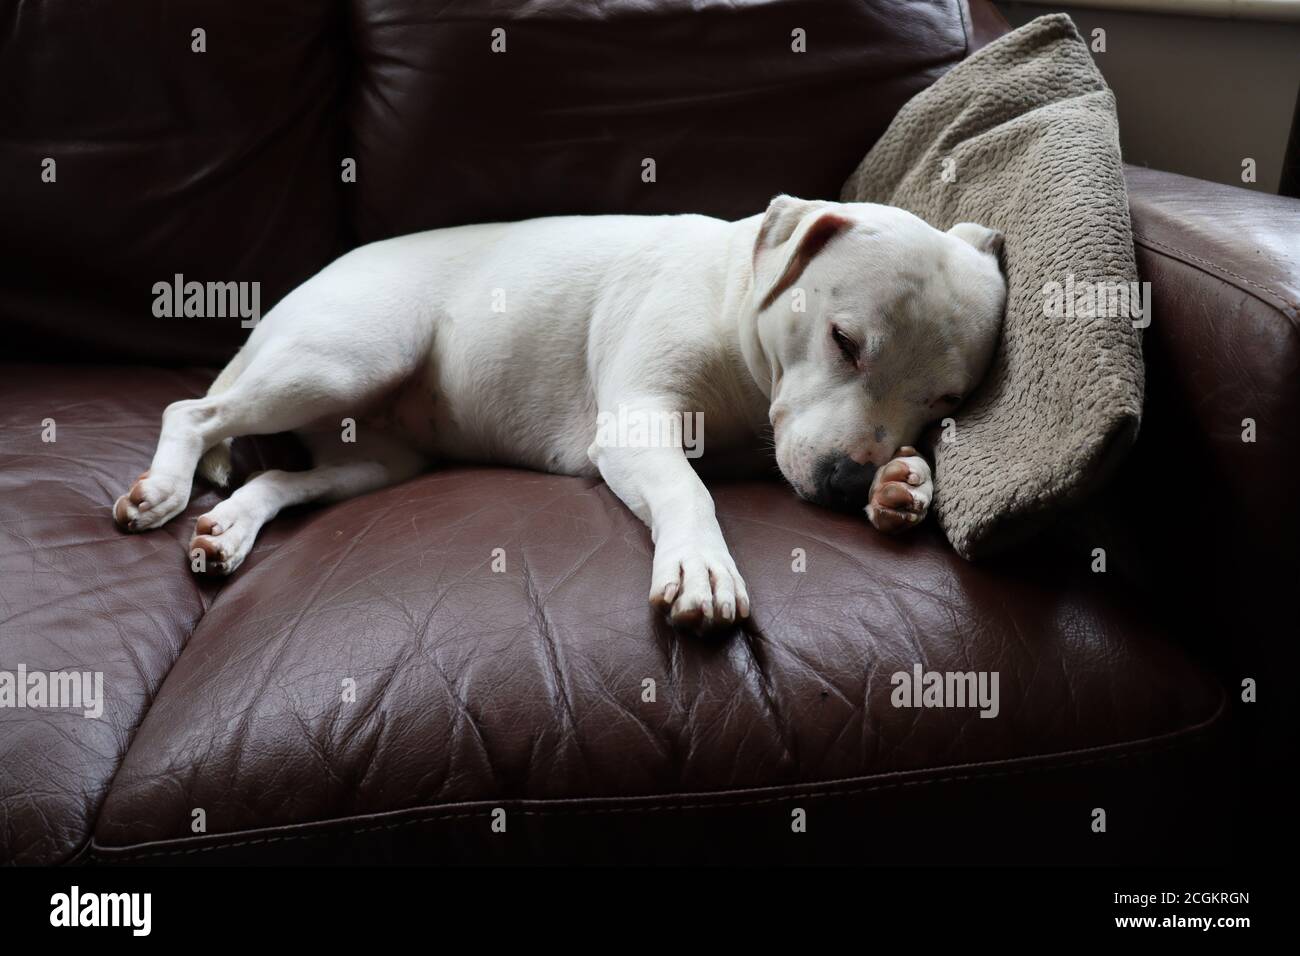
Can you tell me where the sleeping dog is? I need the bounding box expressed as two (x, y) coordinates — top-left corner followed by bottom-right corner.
(113, 196), (1006, 630)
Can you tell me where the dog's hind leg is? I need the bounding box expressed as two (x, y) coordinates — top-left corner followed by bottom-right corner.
(113, 325), (420, 532)
(193, 345), (251, 490)
(187, 433), (425, 575)
(113, 391), (240, 532)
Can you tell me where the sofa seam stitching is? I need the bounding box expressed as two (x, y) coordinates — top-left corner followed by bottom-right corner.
(1132, 229), (1300, 319)
(90, 703), (1223, 862)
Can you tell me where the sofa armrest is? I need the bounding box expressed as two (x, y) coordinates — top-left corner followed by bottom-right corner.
(1089, 167), (1299, 637)
(1127, 164), (1299, 533)
(1108, 168), (1299, 824)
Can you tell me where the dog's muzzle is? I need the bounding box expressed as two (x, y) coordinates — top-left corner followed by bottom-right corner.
(811, 454), (876, 512)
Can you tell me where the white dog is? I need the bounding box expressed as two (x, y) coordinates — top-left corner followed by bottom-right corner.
(114, 196), (1006, 630)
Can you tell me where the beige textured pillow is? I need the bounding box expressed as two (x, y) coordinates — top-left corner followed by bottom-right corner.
(841, 14), (1143, 559)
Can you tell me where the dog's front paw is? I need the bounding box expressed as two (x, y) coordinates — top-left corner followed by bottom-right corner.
(865, 446), (932, 534)
(649, 538), (750, 632)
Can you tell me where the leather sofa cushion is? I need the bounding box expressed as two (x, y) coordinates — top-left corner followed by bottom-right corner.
(92, 451), (1223, 861)
(0, 365), (1225, 863)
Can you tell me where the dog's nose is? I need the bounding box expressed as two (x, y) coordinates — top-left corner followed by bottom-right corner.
(815, 454), (877, 511)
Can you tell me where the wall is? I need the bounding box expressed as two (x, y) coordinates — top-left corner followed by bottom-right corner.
(996, 1), (1300, 194)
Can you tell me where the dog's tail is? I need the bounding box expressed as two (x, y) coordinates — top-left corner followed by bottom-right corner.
(195, 349), (248, 489)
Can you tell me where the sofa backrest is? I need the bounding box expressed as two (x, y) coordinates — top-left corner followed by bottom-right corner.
(0, 0), (991, 365)
(0, 0), (351, 365)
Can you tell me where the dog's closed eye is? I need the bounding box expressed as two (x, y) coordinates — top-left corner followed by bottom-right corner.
(830, 324), (859, 365)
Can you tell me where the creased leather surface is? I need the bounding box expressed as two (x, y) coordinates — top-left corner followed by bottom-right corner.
(346, 0), (969, 243)
(93, 464), (1221, 858)
(0, 366), (224, 865)
(0, 365), (313, 865)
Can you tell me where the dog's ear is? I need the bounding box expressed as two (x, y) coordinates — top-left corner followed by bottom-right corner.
(947, 222), (1004, 259)
(754, 196), (854, 311)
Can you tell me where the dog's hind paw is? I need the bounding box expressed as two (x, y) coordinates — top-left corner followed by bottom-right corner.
(188, 503), (256, 575)
(113, 470), (189, 532)
(865, 446), (932, 534)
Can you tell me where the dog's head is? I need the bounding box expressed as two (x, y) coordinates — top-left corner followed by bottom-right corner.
(746, 196), (1006, 510)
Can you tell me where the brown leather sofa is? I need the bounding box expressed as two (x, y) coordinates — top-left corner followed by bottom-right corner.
(1, 0), (1294, 866)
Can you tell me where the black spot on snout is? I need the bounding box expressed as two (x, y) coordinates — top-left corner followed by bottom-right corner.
(811, 454), (877, 512)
